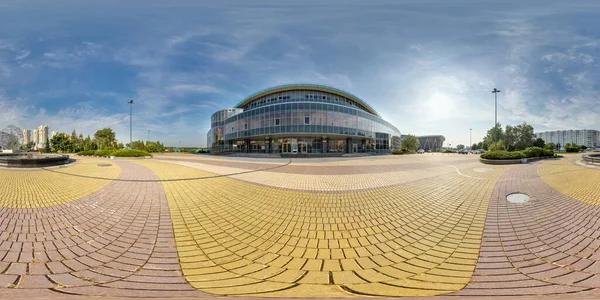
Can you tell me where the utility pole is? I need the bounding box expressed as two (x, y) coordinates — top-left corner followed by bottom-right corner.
(127, 100), (134, 147)
(492, 88), (501, 142)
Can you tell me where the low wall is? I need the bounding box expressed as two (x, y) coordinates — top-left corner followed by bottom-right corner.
(582, 153), (600, 165)
(0, 154), (71, 168)
(480, 155), (562, 165)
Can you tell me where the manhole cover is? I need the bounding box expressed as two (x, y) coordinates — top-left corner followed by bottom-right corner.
(507, 193), (529, 203)
(474, 168), (494, 173)
(97, 164), (112, 167)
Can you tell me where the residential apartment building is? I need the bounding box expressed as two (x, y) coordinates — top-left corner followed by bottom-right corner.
(23, 129), (31, 145)
(536, 129), (600, 149)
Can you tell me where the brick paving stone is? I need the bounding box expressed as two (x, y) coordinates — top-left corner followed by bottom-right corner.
(134, 155), (511, 297)
(4, 152), (600, 298)
(459, 156), (600, 296)
(0, 158), (209, 298)
(18, 275), (55, 289)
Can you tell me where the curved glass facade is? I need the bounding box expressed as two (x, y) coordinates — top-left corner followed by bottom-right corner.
(208, 86), (401, 155)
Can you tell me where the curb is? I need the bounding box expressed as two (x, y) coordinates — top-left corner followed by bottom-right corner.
(480, 155), (563, 165)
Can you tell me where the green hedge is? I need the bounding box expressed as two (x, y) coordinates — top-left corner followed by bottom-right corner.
(481, 151), (526, 160)
(78, 149), (151, 157)
(77, 150), (96, 156)
(111, 149), (151, 157)
(94, 149), (114, 157)
(481, 148), (555, 160)
(566, 146), (580, 153)
(392, 150), (414, 155)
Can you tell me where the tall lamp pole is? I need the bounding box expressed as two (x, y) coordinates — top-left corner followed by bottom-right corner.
(492, 88), (501, 142)
(470, 128), (472, 150)
(127, 100), (134, 147)
(147, 130), (150, 143)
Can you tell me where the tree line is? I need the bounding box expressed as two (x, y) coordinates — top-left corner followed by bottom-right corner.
(471, 122), (585, 152)
(44, 128), (165, 153)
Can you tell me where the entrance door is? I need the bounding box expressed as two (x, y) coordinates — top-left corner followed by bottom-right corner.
(300, 143), (308, 153)
(282, 143), (291, 153)
(352, 143), (358, 153)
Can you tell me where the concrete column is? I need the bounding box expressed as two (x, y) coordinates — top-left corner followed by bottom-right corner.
(347, 138), (352, 153)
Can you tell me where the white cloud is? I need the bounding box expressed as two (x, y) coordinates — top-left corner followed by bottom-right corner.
(167, 84), (220, 94)
(15, 50), (30, 60)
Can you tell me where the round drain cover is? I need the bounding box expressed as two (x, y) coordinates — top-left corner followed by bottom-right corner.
(474, 168), (494, 173)
(507, 193), (529, 203)
(97, 164), (112, 167)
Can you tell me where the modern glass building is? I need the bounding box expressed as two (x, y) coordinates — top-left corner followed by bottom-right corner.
(207, 84), (401, 155)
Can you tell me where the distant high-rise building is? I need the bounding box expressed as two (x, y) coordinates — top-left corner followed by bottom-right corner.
(51, 131), (57, 138)
(33, 129), (39, 147)
(23, 129), (31, 145)
(536, 129), (600, 149)
(33, 125), (49, 149)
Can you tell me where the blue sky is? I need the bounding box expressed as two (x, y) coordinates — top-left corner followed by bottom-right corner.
(1, 0), (599, 147)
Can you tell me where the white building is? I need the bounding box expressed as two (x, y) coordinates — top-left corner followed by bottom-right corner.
(23, 129), (31, 145)
(33, 129), (39, 147)
(536, 129), (599, 149)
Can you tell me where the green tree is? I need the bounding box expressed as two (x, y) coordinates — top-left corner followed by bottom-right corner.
(544, 142), (556, 150)
(130, 140), (146, 150)
(504, 125), (516, 151)
(94, 128), (116, 149)
(488, 139), (506, 151)
(533, 137), (545, 148)
(485, 123), (505, 145)
(44, 140), (51, 153)
(513, 122), (535, 150)
(401, 135), (420, 151)
(456, 144), (465, 150)
(471, 143), (478, 150)
(50, 133), (74, 153)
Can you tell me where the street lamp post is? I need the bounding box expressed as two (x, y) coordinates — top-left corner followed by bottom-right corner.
(147, 130), (150, 143)
(127, 100), (134, 147)
(492, 88), (501, 142)
(470, 128), (472, 150)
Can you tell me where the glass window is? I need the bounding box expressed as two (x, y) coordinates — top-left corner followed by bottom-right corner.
(305, 117), (310, 125)
(244, 123), (248, 130)
(275, 118), (280, 126)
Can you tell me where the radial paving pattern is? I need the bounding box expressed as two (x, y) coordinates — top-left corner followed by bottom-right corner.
(457, 156), (600, 296)
(0, 158), (120, 208)
(134, 158), (509, 297)
(0, 158), (206, 298)
(2, 153), (600, 299)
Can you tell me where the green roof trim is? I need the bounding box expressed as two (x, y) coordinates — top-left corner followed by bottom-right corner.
(234, 84), (380, 117)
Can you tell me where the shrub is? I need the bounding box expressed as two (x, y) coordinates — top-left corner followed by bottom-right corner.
(481, 150), (526, 160)
(77, 150), (96, 156)
(522, 147), (544, 158)
(543, 149), (555, 157)
(565, 146), (580, 153)
(392, 149), (414, 155)
(110, 149), (151, 157)
(94, 149), (114, 157)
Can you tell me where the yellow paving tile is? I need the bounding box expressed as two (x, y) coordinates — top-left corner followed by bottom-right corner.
(135, 157), (510, 297)
(538, 155), (600, 206)
(0, 157), (120, 208)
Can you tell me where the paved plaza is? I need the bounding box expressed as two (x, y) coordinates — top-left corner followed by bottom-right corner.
(1, 153), (600, 299)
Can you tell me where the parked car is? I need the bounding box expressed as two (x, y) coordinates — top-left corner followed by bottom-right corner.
(458, 149), (468, 154)
(417, 149), (425, 154)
